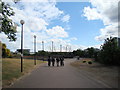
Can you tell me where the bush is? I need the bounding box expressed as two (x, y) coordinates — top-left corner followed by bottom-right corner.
(88, 61), (92, 64)
(83, 61), (86, 63)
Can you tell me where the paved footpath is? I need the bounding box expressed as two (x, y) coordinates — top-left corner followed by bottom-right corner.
(10, 59), (111, 88)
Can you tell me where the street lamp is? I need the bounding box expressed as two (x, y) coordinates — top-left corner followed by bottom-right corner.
(60, 45), (62, 52)
(52, 41), (53, 52)
(42, 41), (44, 51)
(34, 35), (36, 65)
(20, 20), (25, 72)
(69, 46), (71, 52)
(66, 45), (68, 52)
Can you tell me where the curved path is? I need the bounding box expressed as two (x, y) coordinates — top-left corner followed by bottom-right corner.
(10, 59), (110, 88)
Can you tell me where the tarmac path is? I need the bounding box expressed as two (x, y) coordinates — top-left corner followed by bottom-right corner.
(10, 59), (111, 88)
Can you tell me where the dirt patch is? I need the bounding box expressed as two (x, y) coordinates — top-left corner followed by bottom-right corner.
(71, 58), (119, 88)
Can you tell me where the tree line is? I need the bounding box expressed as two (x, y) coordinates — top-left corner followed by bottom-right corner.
(73, 37), (120, 66)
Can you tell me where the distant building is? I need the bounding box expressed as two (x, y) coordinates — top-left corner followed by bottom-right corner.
(16, 49), (30, 55)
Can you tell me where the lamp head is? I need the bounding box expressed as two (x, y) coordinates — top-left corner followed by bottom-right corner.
(34, 35), (36, 38)
(20, 20), (25, 25)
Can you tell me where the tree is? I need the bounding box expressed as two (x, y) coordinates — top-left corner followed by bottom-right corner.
(6, 48), (11, 57)
(0, 0), (17, 41)
(98, 37), (120, 65)
(73, 49), (85, 57)
(2, 43), (11, 57)
(84, 47), (99, 58)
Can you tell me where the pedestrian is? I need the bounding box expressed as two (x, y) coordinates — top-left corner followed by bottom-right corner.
(56, 57), (60, 67)
(60, 57), (62, 66)
(60, 57), (64, 66)
(48, 56), (51, 66)
(61, 56), (64, 66)
(52, 57), (55, 66)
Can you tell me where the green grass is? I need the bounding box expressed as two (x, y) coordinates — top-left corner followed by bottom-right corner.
(2, 58), (46, 87)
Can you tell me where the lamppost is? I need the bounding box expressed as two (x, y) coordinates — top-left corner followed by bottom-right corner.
(52, 41), (53, 52)
(20, 20), (25, 72)
(66, 45), (68, 52)
(69, 46), (71, 52)
(34, 35), (36, 65)
(60, 45), (62, 52)
(42, 41), (44, 51)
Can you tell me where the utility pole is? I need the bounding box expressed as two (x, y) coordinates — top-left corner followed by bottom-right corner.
(20, 20), (25, 72)
(42, 41), (44, 51)
(66, 45), (68, 52)
(52, 41), (53, 52)
(60, 45), (62, 52)
(34, 35), (36, 65)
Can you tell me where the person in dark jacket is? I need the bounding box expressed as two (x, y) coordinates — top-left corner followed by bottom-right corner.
(52, 57), (55, 66)
(48, 56), (51, 66)
(56, 57), (60, 67)
(62, 57), (64, 66)
(60, 56), (64, 66)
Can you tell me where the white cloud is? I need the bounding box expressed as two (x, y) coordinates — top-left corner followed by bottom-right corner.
(95, 24), (118, 41)
(27, 17), (48, 31)
(42, 4), (64, 20)
(1, 1), (67, 52)
(61, 14), (70, 22)
(83, 6), (101, 20)
(46, 26), (68, 38)
(70, 37), (78, 41)
(83, 0), (119, 41)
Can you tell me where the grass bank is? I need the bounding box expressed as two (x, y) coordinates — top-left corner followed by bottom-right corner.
(71, 58), (119, 88)
(2, 58), (46, 87)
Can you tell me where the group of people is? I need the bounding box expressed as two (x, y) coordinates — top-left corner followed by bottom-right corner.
(48, 56), (64, 67)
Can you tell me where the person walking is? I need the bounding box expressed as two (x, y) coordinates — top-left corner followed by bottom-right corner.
(48, 56), (51, 66)
(56, 57), (60, 67)
(52, 57), (55, 66)
(60, 56), (64, 66)
(62, 56), (64, 66)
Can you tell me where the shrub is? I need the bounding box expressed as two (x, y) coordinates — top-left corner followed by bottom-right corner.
(83, 61), (86, 63)
(88, 61), (92, 64)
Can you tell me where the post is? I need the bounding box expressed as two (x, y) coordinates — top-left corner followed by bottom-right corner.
(69, 46), (71, 52)
(42, 41), (44, 51)
(34, 35), (36, 65)
(66, 45), (67, 52)
(60, 45), (62, 52)
(20, 20), (25, 72)
(52, 41), (53, 52)
(21, 24), (23, 72)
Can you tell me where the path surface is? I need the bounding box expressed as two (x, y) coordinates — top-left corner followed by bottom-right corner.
(10, 59), (111, 88)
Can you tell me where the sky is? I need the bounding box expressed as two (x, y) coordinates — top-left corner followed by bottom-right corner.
(0, 0), (119, 52)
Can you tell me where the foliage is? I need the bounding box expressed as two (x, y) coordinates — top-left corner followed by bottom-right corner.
(84, 47), (98, 58)
(2, 43), (11, 58)
(37, 50), (49, 56)
(83, 61), (86, 63)
(97, 37), (120, 65)
(73, 48), (100, 58)
(0, 0), (17, 41)
(88, 61), (92, 64)
(72, 37), (120, 65)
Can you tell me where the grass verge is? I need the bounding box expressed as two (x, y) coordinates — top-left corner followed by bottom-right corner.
(71, 58), (119, 88)
(2, 58), (46, 87)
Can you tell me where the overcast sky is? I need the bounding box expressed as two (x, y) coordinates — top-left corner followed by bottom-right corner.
(0, 0), (119, 52)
